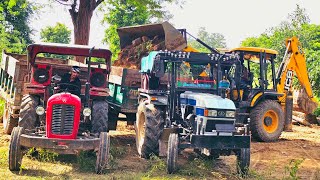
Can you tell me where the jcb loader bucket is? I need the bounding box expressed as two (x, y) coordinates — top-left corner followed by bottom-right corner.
(117, 21), (187, 51)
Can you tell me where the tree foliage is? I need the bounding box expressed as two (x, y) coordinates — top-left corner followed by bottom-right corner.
(188, 27), (227, 53)
(102, 0), (150, 61)
(40, 22), (71, 59)
(241, 4), (320, 98)
(0, 0), (34, 53)
(40, 23), (71, 44)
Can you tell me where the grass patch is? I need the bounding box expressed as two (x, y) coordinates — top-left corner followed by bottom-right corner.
(26, 148), (58, 163)
(76, 151), (96, 172)
(0, 147), (7, 167)
(178, 156), (212, 177)
(283, 159), (304, 180)
(0, 98), (5, 120)
(144, 154), (166, 178)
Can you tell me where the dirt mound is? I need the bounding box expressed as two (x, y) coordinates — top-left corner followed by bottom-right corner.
(113, 36), (165, 69)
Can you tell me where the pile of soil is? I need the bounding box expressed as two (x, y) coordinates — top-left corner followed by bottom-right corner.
(113, 36), (165, 69)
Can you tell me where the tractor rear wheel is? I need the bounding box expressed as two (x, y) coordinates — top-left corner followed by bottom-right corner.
(167, 133), (179, 174)
(250, 100), (284, 142)
(18, 95), (39, 130)
(236, 148), (250, 175)
(135, 102), (164, 158)
(92, 100), (109, 134)
(9, 127), (24, 171)
(95, 132), (110, 174)
(3, 102), (18, 134)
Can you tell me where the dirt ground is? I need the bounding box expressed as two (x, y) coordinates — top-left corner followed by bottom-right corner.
(0, 122), (320, 179)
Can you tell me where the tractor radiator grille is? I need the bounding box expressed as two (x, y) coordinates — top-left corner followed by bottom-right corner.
(205, 120), (234, 132)
(52, 104), (75, 135)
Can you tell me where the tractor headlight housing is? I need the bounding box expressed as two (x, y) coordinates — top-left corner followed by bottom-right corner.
(83, 108), (91, 117)
(36, 106), (45, 115)
(226, 111), (235, 118)
(207, 110), (217, 117)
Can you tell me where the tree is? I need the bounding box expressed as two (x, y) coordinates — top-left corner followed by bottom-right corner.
(40, 22), (71, 59)
(240, 4), (320, 99)
(188, 27), (227, 53)
(102, 0), (150, 61)
(40, 23), (71, 44)
(0, 0), (34, 53)
(53, 0), (181, 62)
(0, 15), (27, 53)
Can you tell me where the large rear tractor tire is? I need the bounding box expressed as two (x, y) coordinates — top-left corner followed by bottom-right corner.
(250, 100), (284, 142)
(3, 102), (18, 134)
(167, 133), (179, 174)
(236, 148), (250, 175)
(9, 127), (24, 171)
(135, 102), (164, 158)
(95, 132), (110, 174)
(18, 95), (39, 130)
(92, 101), (109, 134)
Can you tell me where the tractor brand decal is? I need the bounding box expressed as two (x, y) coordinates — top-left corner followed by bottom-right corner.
(284, 70), (293, 91)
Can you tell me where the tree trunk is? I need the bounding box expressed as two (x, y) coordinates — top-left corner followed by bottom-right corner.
(69, 0), (102, 63)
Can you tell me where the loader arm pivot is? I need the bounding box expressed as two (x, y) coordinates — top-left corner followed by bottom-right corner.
(276, 37), (316, 106)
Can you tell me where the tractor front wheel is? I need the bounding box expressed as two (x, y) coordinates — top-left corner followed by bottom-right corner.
(236, 148), (250, 175)
(250, 100), (284, 142)
(95, 132), (110, 174)
(9, 127), (24, 171)
(167, 133), (179, 174)
(135, 102), (164, 158)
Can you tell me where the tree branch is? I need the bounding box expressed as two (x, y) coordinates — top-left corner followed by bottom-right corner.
(53, 0), (74, 6)
(92, 0), (104, 11)
(69, 0), (78, 25)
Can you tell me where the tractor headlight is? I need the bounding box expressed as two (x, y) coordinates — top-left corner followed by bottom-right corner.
(226, 111), (235, 118)
(36, 106), (45, 115)
(207, 110), (217, 117)
(83, 108), (91, 116)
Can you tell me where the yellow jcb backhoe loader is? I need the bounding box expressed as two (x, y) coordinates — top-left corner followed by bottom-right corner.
(229, 36), (318, 142)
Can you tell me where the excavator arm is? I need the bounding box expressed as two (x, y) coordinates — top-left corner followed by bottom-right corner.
(276, 37), (317, 112)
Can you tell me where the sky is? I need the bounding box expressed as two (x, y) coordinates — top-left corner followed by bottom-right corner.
(30, 0), (320, 48)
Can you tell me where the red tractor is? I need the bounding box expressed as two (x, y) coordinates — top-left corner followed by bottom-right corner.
(7, 43), (111, 174)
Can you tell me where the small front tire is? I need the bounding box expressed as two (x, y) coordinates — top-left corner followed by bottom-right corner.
(9, 127), (24, 171)
(167, 133), (179, 174)
(236, 148), (250, 175)
(95, 132), (110, 174)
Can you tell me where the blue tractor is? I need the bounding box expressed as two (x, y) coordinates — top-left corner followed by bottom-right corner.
(135, 51), (251, 174)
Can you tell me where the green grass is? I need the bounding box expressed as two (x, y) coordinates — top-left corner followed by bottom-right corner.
(0, 98), (5, 119)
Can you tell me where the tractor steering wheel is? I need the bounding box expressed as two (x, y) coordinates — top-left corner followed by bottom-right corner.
(58, 83), (81, 94)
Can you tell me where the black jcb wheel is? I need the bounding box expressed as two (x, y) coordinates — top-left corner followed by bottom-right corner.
(9, 127), (24, 171)
(250, 100), (284, 142)
(236, 148), (250, 175)
(167, 133), (179, 174)
(95, 132), (110, 174)
(92, 101), (109, 134)
(18, 95), (39, 130)
(3, 103), (18, 134)
(135, 102), (164, 158)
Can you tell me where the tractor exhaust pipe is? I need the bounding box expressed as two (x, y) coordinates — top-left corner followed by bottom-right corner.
(84, 46), (95, 108)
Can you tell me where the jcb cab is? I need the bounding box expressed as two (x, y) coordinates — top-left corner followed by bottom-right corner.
(228, 37), (317, 142)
